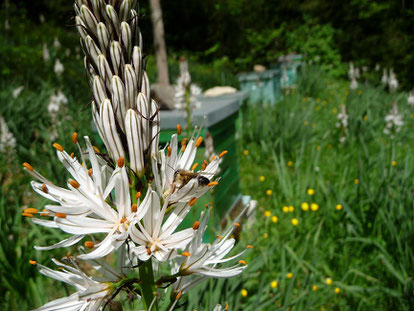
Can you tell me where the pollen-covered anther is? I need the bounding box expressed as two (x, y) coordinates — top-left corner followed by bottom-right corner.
(40, 210), (50, 217)
(88, 168), (93, 176)
(135, 192), (141, 199)
(181, 138), (188, 147)
(29, 260), (37, 265)
(72, 132), (78, 144)
(225, 302), (229, 310)
(22, 212), (34, 218)
(53, 143), (64, 152)
(246, 245), (254, 249)
(189, 197), (197, 206)
(210, 155), (216, 162)
(191, 163), (199, 171)
(69, 179), (80, 189)
(23, 162), (34, 172)
(84, 241), (95, 249)
(70, 152), (75, 158)
(131, 204), (137, 212)
(219, 150), (228, 158)
(234, 222), (241, 227)
(42, 183), (48, 194)
(201, 160), (208, 170)
(118, 157), (125, 168)
(181, 145), (186, 152)
(181, 251), (191, 257)
(238, 260), (247, 265)
(146, 248), (151, 255)
(192, 221), (200, 229)
(176, 291), (182, 300)
(120, 218), (127, 223)
(176, 124), (182, 135)
(195, 136), (203, 147)
(216, 235), (223, 240)
(208, 181), (218, 187)
(55, 213), (66, 218)
(167, 146), (171, 157)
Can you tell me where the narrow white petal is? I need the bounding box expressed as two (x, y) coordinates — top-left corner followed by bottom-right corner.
(34, 234), (85, 251)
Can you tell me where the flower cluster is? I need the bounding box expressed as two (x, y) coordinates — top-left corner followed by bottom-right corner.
(174, 57), (202, 110)
(335, 104), (348, 143)
(348, 62), (359, 90)
(0, 115), (16, 156)
(24, 1), (248, 310)
(384, 102), (403, 137)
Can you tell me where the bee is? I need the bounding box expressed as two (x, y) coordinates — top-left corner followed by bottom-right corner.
(173, 169), (211, 189)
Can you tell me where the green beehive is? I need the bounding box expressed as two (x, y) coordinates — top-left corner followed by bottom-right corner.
(237, 70), (281, 104)
(159, 92), (247, 237)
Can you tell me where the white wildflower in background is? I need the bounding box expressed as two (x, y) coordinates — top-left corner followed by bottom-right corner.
(39, 14), (45, 23)
(350, 78), (358, 90)
(375, 63), (380, 71)
(381, 69), (388, 85)
(348, 62), (355, 80)
(174, 59), (202, 110)
(348, 62), (358, 90)
(42, 43), (50, 62)
(24, 1), (248, 310)
(388, 69), (398, 93)
(54, 59), (64, 77)
(0, 116), (16, 155)
(336, 104), (348, 143)
(53, 36), (61, 50)
(12, 86), (24, 99)
(408, 91), (414, 106)
(384, 102), (403, 138)
(48, 90), (68, 121)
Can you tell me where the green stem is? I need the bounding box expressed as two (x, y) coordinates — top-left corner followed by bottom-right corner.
(139, 258), (158, 310)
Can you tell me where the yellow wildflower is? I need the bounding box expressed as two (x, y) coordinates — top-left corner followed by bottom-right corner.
(272, 216), (278, 223)
(312, 285), (318, 291)
(270, 280), (278, 288)
(282, 206), (289, 213)
(307, 188), (315, 196)
(241, 289), (248, 297)
(325, 277), (333, 285)
(264, 210), (271, 217)
(243, 150), (249, 156)
(288, 205), (294, 212)
(291, 218), (299, 226)
(301, 202), (309, 211)
(334, 287), (341, 294)
(266, 189), (272, 196)
(311, 203), (319, 211)
(336, 204), (343, 211)
(286, 272), (293, 279)
(260, 176), (265, 182)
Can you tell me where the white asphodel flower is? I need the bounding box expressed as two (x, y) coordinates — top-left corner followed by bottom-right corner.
(408, 91), (414, 106)
(381, 69), (388, 85)
(12, 86), (24, 99)
(32, 258), (118, 311)
(0, 116), (16, 155)
(48, 89), (68, 120)
(129, 188), (194, 261)
(42, 43), (50, 62)
(350, 78), (358, 90)
(172, 208), (248, 295)
(54, 59), (64, 76)
(388, 69), (398, 93)
(384, 102), (403, 137)
(151, 133), (221, 204)
(53, 36), (61, 50)
(23, 137), (149, 259)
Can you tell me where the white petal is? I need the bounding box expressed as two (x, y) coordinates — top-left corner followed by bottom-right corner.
(34, 234), (85, 251)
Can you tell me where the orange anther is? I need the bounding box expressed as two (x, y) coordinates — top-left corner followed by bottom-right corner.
(176, 291), (182, 300)
(246, 245), (254, 249)
(195, 136), (203, 147)
(70, 152), (75, 158)
(201, 160), (208, 170)
(23, 162), (34, 172)
(167, 146), (171, 157)
(146, 248), (151, 255)
(181, 145), (186, 152)
(53, 143), (64, 152)
(238, 260), (247, 265)
(176, 124), (182, 135)
(118, 157), (125, 168)
(189, 197), (197, 206)
(120, 218), (127, 223)
(181, 251), (191, 257)
(216, 235), (223, 240)
(84, 241), (95, 249)
(24, 208), (38, 214)
(192, 221), (200, 230)
(135, 192), (141, 200)
(22, 212), (34, 218)
(234, 222), (241, 227)
(29, 260), (37, 265)
(55, 213), (66, 218)
(72, 132), (78, 144)
(181, 138), (188, 147)
(131, 204), (137, 212)
(42, 184), (48, 194)
(88, 168), (93, 176)
(69, 179), (80, 189)
(40, 211), (50, 217)
(191, 163), (199, 171)
(208, 181), (218, 187)
(219, 150), (228, 158)
(93, 146), (100, 153)
(210, 155), (216, 162)
(225, 302), (229, 310)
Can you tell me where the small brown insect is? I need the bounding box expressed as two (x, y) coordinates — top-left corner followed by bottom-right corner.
(173, 169), (211, 189)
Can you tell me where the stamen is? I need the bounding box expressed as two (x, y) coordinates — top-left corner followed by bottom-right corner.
(167, 146), (171, 157)
(195, 136), (203, 147)
(55, 213), (66, 218)
(120, 218), (127, 223)
(42, 184), (48, 194)
(70, 152), (75, 158)
(69, 179), (80, 189)
(204, 204), (209, 208)
(84, 241), (95, 249)
(53, 143), (64, 152)
(23, 162), (34, 172)
(189, 197), (197, 206)
(24, 208), (38, 214)
(176, 291), (182, 300)
(72, 132), (78, 144)
(22, 212), (34, 218)
(238, 260), (247, 265)
(191, 163), (199, 171)
(88, 168), (93, 176)
(246, 245), (254, 249)
(118, 157), (125, 168)
(181, 145), (186, 152)
(40, 211), (50, 217)
(181, 138), (188, 147)
(93, 146), (100, 153)
(135, 192), (141, 199)
(210, 155), (216, 162)
(219, 150), (228, 158)
(181, 251), (191, 257)
(131, 204), (137, 212)
(208, 181), (218, 187)
(192, 221), (200, 229)
(29, 260), (37, 265)
(201, 160), (208, 170)
(146, 248), (151, 255)
(234, 222), (241, 227)
(225, 302), (229, 310)
(176, 124), (182, 135)
(216, 235), (223, 239)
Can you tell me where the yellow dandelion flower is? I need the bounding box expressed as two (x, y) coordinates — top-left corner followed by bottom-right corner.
(363, 115), (368, 121)
(286, 272), (293, 279)
(272, 216), (278, 223)
(354, 179), (359, 185)
(288, 205), (294, 212)
(307, 188), (315, 196)
(287, 161), (293, 167)
(282, 206), (289, 213)
(301, 202), (309, 211)
(312, 285), (318, 291)
(266, 189), (272, 196)
(392, 161), (397, 166)
(259, 176), (265, 182)
(270, 280), (278, 288)
(325, 277), (333, 285)
(263, 233), (268, 239)
(243, 150), (249, 156)
(336, 204), (343, 211)
(264, 210), (271, 217)
(291, 218), (299, 226)
(241, 289), (248, 297)
(311, 203), (319, 211)
(334, 287), (341, 294)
